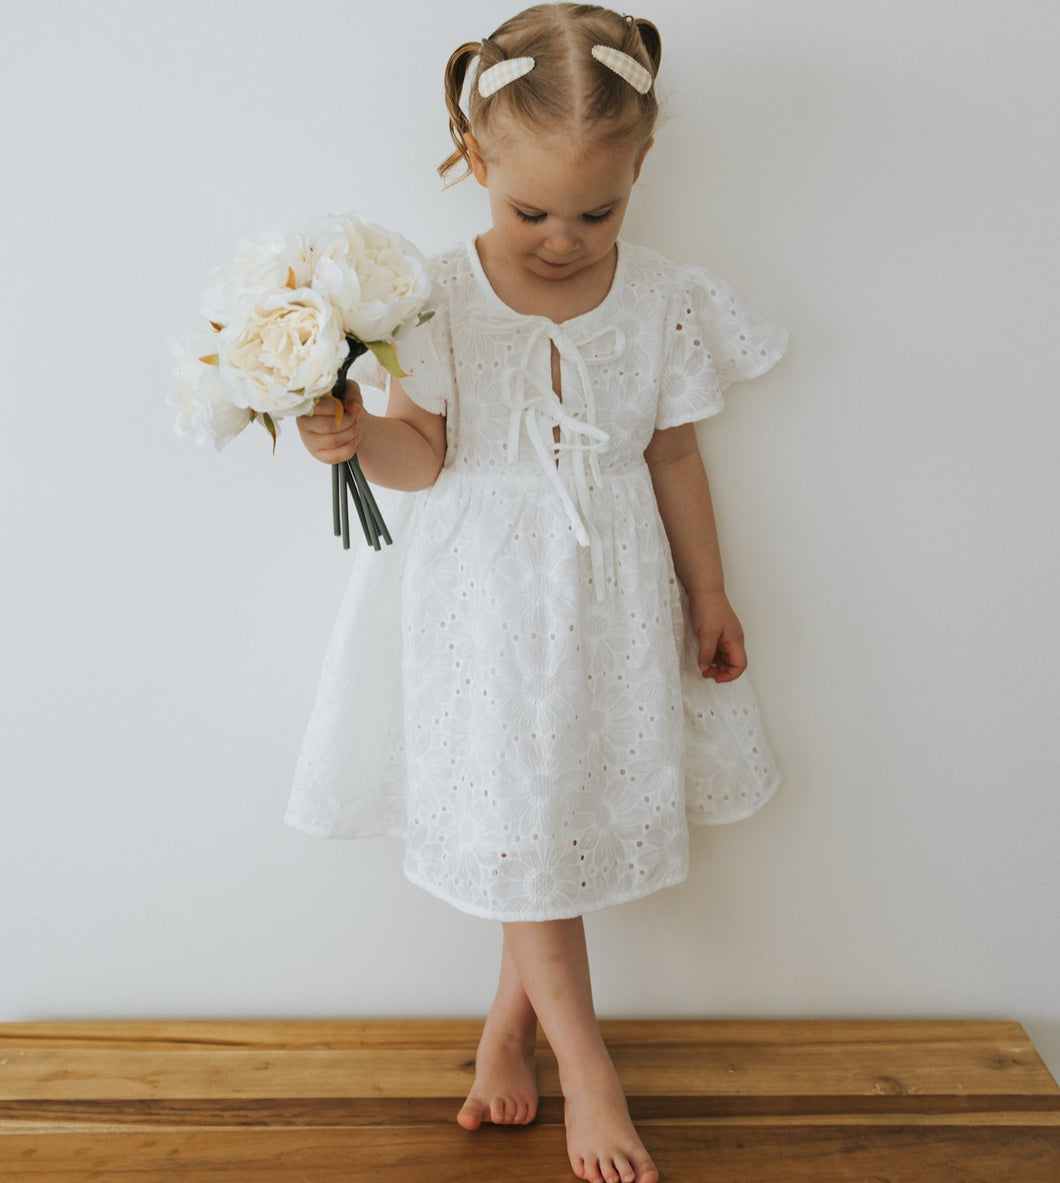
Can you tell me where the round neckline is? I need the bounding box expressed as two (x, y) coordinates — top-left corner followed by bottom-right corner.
(466, 237), (625, 328)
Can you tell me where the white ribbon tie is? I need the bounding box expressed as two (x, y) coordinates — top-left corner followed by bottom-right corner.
(473, 315), (626, 600)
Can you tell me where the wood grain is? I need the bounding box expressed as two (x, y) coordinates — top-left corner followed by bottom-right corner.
(1, 1020), (1057, 1181)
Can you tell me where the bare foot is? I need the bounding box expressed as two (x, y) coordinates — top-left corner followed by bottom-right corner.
(563, 1058), (659, 1183)
(457, 1022), (539, 1130)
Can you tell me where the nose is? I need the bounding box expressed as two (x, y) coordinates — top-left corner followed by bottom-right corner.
(543, 228), (580, 255)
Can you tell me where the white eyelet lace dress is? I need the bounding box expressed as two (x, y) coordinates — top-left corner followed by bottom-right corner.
(285, 239), (789, 922)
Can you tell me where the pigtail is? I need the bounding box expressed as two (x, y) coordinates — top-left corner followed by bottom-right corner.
(631, 18), (662, 78)
(583, 9), (660, 134)
(438, 41), (481, 184)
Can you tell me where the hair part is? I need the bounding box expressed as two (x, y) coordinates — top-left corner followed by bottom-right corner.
(439, 4), (662, 184)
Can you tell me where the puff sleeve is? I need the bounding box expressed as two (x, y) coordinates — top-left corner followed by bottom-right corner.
(396, 279), (453, 416)
(655, 265), (789, 430)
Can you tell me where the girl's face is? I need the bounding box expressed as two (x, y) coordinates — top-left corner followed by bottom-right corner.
(468, 123), (651, 287)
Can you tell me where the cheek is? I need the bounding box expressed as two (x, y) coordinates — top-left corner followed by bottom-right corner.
(510, 218), (539, 247)
(589, 221), (620, 252)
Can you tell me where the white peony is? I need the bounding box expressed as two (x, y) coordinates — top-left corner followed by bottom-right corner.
(200, 228), (316, 329)
(168, 331), (253, 450)
(171, 212), (433, 462)
(310, 214), (432, 343)
(219, 287), (349, 417)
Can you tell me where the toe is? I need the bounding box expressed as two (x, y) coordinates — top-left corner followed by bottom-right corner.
(634, 1157), (660, 1183)
(456, 1097), (484, 1130)
(612, 1153), (635, 1183)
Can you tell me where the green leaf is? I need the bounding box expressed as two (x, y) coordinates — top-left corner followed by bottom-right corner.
(261, 412), (278, 453)
(366, 339), (407, 378)
(416, 310), (436, 327)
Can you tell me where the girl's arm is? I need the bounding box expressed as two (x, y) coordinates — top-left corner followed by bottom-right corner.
(297, 375), (446, 492)
(645, 423), (747, 682)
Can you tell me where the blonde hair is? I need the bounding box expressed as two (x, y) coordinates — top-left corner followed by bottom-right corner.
(439, 4), (662, 183)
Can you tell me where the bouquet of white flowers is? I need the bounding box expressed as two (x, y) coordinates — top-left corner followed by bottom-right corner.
(169, 214), (434, 549)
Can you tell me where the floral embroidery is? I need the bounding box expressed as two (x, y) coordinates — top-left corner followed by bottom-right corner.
(286, 241), (788, 921)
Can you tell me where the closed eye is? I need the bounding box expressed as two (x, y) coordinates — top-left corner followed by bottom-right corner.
(513, 208), (616, 224)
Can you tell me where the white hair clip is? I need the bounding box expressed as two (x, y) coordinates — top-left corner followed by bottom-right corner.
(478, 56), (536, 98)
(591, 45), (653, 94)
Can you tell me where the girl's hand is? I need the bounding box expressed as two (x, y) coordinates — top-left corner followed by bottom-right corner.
(689, 589), (747, 682)
(297, 381), (365, 464)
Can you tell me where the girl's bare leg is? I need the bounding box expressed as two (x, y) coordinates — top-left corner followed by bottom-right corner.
(503, 918), (659, 1183)
(457, 929), (539, 1129)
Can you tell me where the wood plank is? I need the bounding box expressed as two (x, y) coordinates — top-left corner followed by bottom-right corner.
(1, 1021), (1054, 1101)
(0, 1017), (1037, 1049)
(0, 1125), (1058, 1183)
(0, 1020), (486, 1051)
(5, 1046), (1047, 1102)
(0, 1048), (480, 1101)
(2, 1093), (1058, 1130)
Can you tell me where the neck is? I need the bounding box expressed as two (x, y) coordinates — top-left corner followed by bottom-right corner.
(475, 233), (619, 324)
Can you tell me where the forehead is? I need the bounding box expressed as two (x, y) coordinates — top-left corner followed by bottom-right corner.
(486, 126), (641, 211)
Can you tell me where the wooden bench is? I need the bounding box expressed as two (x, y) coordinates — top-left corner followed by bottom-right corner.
(1, 1020), (1058, 1180)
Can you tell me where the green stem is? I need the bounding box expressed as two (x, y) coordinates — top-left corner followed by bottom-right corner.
(328, 336), (392, 552)
(347, 460), (378, 549)
(350, 457), (392, 547)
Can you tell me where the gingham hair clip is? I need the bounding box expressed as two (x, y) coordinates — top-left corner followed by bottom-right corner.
(478, 56), (535, 98)
(591, 45), (653, 94)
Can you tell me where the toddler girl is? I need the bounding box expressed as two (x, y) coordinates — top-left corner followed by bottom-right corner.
(288, 6), (788, 1182)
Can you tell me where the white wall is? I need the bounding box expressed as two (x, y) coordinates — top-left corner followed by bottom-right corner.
(2, 0), (1058, 1079)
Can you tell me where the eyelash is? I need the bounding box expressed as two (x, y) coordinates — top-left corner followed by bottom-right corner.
(514, 209), (614, 225)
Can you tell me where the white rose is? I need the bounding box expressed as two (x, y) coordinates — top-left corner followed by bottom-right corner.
(201, 228), (316, 328)
(219, 287), (348, 417)
(168, 332), (253, 450)
(310, 214), (432, 342)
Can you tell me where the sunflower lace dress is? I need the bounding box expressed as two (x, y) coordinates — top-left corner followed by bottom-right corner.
(285, 239), (789, 921)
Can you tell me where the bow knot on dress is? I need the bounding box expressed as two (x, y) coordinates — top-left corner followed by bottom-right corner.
(472, 314), (627, 599)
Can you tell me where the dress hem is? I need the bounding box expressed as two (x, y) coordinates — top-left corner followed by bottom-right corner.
(685, 772), (782, 827)
(283, 774), (781, 841)
(400, 864), (691, 923)
(283, 809), (405, 842)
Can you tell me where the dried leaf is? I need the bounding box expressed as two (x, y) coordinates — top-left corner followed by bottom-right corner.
(366, 339), (406, 378)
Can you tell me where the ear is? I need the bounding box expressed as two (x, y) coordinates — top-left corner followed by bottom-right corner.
(633, 136), (654, 182)
(465, 133), (489, 187)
